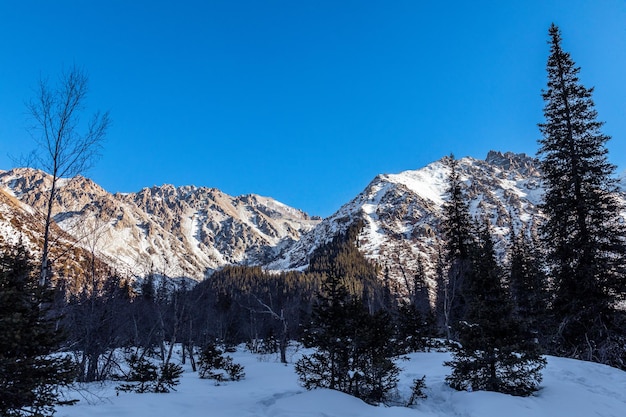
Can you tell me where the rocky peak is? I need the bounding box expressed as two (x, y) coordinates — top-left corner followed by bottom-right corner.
(485, 150), (539, 175)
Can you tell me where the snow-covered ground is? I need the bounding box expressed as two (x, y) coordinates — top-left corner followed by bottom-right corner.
(56, 346), (626, 417)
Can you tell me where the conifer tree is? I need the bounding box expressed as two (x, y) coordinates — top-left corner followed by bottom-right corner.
(537, 24), (626, 366)
(507, 222), (549, 346)
(445, 221), (545, 396)
(351, 308), (400, 403)
(295, 265), (400, 404)
(439, 155), (474, 339)
(396, 257), (436, 352)
(0, 243), (75, 417)
(295, 266), (355, 393)
(411, 256), (433, 318)
(434, 248), (447, 335)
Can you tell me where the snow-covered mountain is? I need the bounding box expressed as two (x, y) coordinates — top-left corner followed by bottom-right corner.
(0, 168), (320, 280)
(267, 151), (545, 293)
(3, 151), (624, 290)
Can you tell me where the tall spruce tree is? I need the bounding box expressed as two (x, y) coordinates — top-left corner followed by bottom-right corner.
(396, 256), (436, 352)
(439, 155), (474, 339)
(537, 24), (626, 367)
(296, 265), (362, 393)
(411, 256), (433, 318)
(0, 242), (75, 417)
(445, 221), (546, 396)
(295, 265), (400, 404)
(507, 221), (549, 347)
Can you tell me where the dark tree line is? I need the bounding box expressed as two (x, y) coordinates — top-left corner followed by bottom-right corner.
(0, 215), (438, 412)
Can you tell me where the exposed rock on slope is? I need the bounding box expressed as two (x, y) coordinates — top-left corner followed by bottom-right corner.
(0, 168), (320, 280)
(0, 180), (111, 292)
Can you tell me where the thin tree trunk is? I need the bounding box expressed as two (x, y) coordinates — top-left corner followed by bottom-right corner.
(40, 175), (57, 287)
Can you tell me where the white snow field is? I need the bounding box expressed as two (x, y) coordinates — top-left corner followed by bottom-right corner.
(57, 347), (626, 417)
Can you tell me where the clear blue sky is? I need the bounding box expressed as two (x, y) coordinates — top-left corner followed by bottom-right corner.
(1, 1), (625, 217)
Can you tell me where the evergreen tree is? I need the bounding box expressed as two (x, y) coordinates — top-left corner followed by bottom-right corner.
(350, 309), (400, 403)
(396, 257), (436, 352)
(434, 248), (447, 335)
(296, 266), (358, 393)
(537, 24), (626, 366)
(117, 353), (159, 394)
(445, 221), (546, 396)
(411, 256), (433, 318)
(395, 302), (431, 353)
(439, 155), (474, 339)
(295, 266), (401, 404)
(116, 353), (184, 394)
(0, 243), (75, 417)
(197, 343), (245, 382)
(507, 222), (549, 346)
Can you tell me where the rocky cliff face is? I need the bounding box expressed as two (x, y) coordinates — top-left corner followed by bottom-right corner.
(0, 168), (320, 280)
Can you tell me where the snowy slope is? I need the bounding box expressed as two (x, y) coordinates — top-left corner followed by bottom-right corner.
(56, 346), (626, 417)
(0, 186), (42, 249)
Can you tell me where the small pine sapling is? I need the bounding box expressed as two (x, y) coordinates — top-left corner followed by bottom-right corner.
(117, 353), (183, 394)
(406, 376), (427, 406)
(117, 353), (158, 393)
(197, 343), (245, 382)
(155, 363), (184, 393)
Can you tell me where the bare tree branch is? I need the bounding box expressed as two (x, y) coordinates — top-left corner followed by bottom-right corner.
(252, 295), (289, 363)
(25, 65), (110, 287)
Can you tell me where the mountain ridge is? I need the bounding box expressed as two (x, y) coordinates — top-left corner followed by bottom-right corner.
(0, 167), (319, 282)
(265, 151), (547, 295)
(2, 150), (622, 293)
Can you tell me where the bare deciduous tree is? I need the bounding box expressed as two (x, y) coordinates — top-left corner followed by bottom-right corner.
(26, 65), (110, 286)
